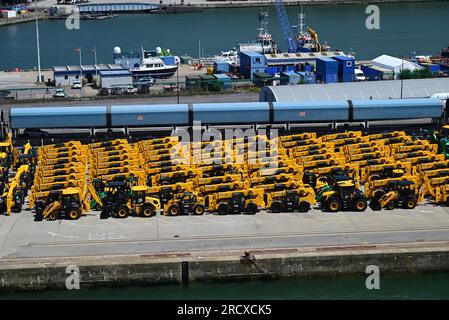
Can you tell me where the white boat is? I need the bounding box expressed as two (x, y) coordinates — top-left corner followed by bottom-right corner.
(130, 56), (178, 79)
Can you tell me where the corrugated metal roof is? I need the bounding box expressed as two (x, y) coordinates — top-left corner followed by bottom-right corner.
(261, 78), (449, 102)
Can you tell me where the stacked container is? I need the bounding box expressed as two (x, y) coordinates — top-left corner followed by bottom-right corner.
(315, 57), (338, 84)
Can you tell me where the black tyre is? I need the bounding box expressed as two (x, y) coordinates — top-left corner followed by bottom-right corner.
(12, 203), (22, 213)
(115, 206), (130, 219)
(68, 208), (81, 220)
(270, 201), (283, 213)
(353, 198), (367, 212)
(193, 204), (205, 215)
(403, 197), (417, 210)
(140, 204), (156, 218)
(326, 197), (341, 212)
(298, 201), (310, 213)
(48, 212), (58, 221)
(217, 203), (229, 215)
(167, 204), (180, 216)
(386, 201), (395, 210)
(369, 198), (382, 211)
(245, 203), (258, 215)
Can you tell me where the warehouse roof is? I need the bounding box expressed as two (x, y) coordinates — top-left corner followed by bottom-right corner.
(371, 55), (422, 71)
(260, 78), (449, 102)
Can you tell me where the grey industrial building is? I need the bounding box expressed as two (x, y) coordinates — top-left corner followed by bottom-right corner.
(53, 64), (127, 86)
(260, 78), (449, 102)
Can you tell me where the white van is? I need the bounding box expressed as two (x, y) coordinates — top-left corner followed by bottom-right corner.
(354, 69), (366, 81)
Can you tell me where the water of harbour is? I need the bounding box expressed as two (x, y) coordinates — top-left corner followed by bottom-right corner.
(0, 2), (448, 69)
(1, 272), (449, 299)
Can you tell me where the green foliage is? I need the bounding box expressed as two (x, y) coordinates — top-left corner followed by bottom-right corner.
(399, 68), (433, 79)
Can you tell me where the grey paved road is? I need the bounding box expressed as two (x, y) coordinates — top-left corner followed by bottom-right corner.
(2, 204), (449, 259)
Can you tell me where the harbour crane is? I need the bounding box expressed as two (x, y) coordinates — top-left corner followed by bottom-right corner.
(274, 0), (301, 52)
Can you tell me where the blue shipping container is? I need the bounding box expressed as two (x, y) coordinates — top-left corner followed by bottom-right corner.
(213, 74), (232, 89)
(214, 60), (230, 73)
(316, 57), (339, 74)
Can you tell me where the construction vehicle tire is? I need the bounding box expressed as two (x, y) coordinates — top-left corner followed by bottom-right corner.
(326, 197), (341, 212)
(270, 201), (283, 213)
(369, 198), (382, 211)
(167, 204), (180, 216)
(48, 212), (58, 221)
(386, 201), (395, 210)
(298, 201), (310, 213)
(217, 203), (229, 215)
(245, 203), (257, 215)
(403, 197), (417, 210)
(12, 204), (22, 213)
(115, 206), (130, 219)
(100, 209), (110, 219)
(141, 205), (155, 217)
(193, 204), (205, 215)
(68, 208), (81, 220)
(353, 198), (367, 212)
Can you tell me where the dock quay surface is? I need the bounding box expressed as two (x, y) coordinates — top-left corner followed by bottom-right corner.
(1, 205), (449, 290)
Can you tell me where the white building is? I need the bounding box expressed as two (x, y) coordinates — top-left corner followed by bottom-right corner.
(371, 55), (423, 79)
(99, 70), (133, 89)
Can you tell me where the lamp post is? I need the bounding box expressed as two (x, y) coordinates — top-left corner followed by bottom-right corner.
(176, 62), (180, 104)
(35, 17), (42, 83)
(400, 56), (404, 99)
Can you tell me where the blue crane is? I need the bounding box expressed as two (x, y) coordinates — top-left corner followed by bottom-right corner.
(274, 0), (303, 53)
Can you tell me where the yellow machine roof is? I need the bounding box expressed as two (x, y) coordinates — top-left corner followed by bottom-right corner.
(443, 125), (449, 130)
(132, 186), (148, 191)
(337, 180), (355, 187)
(62, 187), (80, 195)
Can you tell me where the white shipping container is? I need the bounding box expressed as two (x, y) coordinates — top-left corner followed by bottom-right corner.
(2, 10), (17, 18)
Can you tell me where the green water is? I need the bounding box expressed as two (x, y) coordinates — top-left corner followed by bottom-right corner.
(0, 2), (448, 69)
(1, 272), (449, 299)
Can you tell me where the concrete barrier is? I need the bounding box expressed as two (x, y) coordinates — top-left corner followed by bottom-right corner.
(2, 242), (449, 291)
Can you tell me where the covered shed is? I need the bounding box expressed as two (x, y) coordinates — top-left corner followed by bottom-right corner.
(371, 55), (423, 79)
(259, 78), (449, 102)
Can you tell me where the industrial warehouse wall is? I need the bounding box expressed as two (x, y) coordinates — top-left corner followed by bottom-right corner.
(2, 248), (449, 290)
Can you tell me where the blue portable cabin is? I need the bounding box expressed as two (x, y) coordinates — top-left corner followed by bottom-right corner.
(111, 104), (189, 127)
(272, 101), (349, 123)
(333, 56), (355, 82)
(352, 98), (443, 121)
(213, 74), (232, 90)
(240, 51), (266, 79)
(193, 102), (270, 125)
(10, 106), (107, 129)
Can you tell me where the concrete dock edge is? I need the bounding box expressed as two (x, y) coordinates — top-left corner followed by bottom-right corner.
(2, 241), (449, 291)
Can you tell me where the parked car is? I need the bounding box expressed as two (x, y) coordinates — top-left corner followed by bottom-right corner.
(71, 80), (82, 89)
(136, 77), (155, 87)
(23, 128), (49, 139)
(98, 88), (109, 96)
(111, 87), (125, 95)
(125, 86), (137, 95)
(53, 88), (66, 98)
